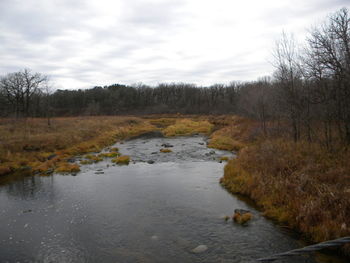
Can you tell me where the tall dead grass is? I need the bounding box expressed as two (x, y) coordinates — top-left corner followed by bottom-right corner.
(162, 119), (213, 137)
(220, 138), (350, 254)
(0, 116), (156, 176)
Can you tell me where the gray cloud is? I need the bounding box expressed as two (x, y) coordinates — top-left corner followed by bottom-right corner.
(0, 0), (348, 89)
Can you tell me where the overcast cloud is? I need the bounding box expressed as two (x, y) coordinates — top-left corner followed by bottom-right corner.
(0, 0), (348, 89)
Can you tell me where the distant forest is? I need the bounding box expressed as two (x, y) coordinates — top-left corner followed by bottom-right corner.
(1, 8), (349, 145)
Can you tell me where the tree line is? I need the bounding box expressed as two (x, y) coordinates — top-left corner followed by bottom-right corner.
(1, 8), (349, 146)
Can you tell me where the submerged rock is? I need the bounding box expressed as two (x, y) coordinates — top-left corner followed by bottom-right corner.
(192, 245), (208, 253)
(150, 235), (158, 241)
(161, 143), (173, 148)
(147, 160), (155, 164)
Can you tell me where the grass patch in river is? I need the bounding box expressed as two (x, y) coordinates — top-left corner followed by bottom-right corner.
(85, 154), (103, 162)
(160, 148), (172, 153)
(54, 162), (80, 174)
(98, 152), (120, 158)
(112, 155), (130, 165)
(110, 147), (119, 152)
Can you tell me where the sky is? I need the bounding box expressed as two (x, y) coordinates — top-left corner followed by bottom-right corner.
(0, 0), (348, 89)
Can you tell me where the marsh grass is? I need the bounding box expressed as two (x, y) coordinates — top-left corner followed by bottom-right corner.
(54, 162), (80, 174)
(219, 156), (229, 161)
(85, 154), (103, 162)
(112, 155), (130, 165)
(208, 116), (350, 254)
(0, 116), (156, 175)
(98, 152), (120, 158)
(233, 211), (253, 225)
(149, 118), (176, 128)
(162, 119), (213, 136)
(221, 139), (350, 249)
(160, 148), (172, 153)
(208, 116), (256, 151)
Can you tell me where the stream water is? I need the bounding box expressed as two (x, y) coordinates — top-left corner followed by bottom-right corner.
(0, 135), (345, 262)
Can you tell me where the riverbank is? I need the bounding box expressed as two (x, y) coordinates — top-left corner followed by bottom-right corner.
(216, 118), (350, 256)
(0, 116), (157, 178)
(0, 116), (215, 179)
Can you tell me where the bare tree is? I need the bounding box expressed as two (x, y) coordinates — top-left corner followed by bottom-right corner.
(306, 7), (350, 144)
(0, 69), (47, 118)
(273, 32), (304, 142)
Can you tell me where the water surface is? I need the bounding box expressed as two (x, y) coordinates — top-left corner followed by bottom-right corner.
(0, 136), (345, 262)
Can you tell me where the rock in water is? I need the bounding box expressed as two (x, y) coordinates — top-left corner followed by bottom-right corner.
(192, 245), (208, 253)
(161, 143), (174, 148)
(151, 235), (158, 241)
(233, 209), (253, 224)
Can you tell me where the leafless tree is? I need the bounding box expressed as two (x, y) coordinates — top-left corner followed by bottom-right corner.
(273, 32), (304, 141)
(0, 69), (47, 118)
(306, 7), (350, 144)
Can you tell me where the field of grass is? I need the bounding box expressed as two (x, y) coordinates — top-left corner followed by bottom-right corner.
(208, 116), (257, 151)
(162, 118), (213, 136)
(0, 116), (156, 177)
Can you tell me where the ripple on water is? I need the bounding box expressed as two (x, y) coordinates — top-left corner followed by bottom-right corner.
(0, 136), (345, 263)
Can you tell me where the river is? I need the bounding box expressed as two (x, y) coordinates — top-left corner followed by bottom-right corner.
(0, 135), (345, 262)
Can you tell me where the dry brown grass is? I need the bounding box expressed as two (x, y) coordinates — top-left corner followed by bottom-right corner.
(54, 162), (80, 174)
(160, 148), (172, 153)
(208, 116), (257, 151)
(204, 115), (350, 255)
(221, 139), (350, 251)
(0, 116), (156, 176)
(162, 119), (213, 137)
(112, 155), (130, 165)
(149, 118), (176, 128)
(98, 152), (120, 158)
(85, 154), (103, 162)
(2, 114), (350, 257)
(219, 156), (229, 161)
(233, 211), (253, 225)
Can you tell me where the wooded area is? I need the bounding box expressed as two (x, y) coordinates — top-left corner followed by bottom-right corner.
(1, 8), (349, 147)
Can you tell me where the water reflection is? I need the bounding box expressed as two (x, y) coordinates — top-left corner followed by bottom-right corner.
(2, 176), (47, 200)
